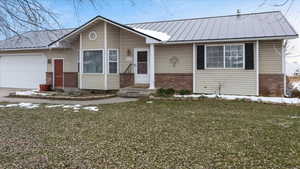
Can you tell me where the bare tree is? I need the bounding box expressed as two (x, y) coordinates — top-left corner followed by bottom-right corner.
(0, 0), (62, 39)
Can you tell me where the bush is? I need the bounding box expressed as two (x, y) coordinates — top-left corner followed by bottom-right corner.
(156, 88), (175, 97)
(178, 89), (192, 95)
(291, 89), (300, 98)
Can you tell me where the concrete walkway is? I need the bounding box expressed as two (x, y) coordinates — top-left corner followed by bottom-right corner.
(0, 88), (138, 105)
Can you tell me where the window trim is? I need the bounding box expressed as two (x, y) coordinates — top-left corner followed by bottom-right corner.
(108, 48), (119, 74)
(204, 43), (245, 69)
(82, 49), (104, 74)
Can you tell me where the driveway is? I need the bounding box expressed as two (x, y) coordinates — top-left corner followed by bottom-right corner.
(0, 88), (138, 105)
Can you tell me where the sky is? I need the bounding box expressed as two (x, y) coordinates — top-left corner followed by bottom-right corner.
(44, 0), (300, 74)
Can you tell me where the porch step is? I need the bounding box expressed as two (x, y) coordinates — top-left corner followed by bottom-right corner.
(117, 87), (155, 98)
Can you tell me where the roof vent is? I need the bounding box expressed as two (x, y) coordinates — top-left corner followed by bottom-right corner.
(237, 9), (241, 16)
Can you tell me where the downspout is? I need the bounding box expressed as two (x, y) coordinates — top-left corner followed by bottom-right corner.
(104, 22), (108, 90)
(193, 43), (196, 93)
(256, 40), (259, 96)
(79, 33), (83, 89)
(282, 40), (287, 96)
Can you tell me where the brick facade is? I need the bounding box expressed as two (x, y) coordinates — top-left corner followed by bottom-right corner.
(120, 73), (134, 88)
(46, 72), (53, 86)
(64, 72), (78, 88)
(46, 72), (78, 89)
(155, 73), (193, 91)
(259, 74), (284, 96)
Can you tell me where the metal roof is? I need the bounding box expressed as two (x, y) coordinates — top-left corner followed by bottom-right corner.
(0, 29), (74, 50)
(0, 11), (297, 50)
(126, 11), (297, 42)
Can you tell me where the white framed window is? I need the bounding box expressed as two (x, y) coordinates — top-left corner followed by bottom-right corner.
(83, 50), (103, 73)
(108, 49), (119, 74)
(205, 44), (244, 69)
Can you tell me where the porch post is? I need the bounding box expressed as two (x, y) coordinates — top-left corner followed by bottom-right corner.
(149, 44), (155, 89)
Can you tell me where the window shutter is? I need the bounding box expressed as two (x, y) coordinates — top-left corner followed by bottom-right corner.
(197, 45), (205, 70)
(245, 43), (254, 70)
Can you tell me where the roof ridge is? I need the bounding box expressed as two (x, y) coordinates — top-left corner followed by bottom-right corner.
(126, 11), (281, 25)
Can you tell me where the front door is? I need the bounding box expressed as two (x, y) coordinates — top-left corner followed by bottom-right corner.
(134, 48), (149, 84)
(54, 59), (63, 88)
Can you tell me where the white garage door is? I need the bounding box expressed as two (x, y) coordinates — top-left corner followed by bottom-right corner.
(0, 54), (47, 89)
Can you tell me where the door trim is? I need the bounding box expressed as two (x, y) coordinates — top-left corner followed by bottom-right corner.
(134, 48), (149, 84)
(52, 58), (64, 89)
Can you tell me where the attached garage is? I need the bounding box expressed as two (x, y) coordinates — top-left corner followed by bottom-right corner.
(0, 54), (47, 89)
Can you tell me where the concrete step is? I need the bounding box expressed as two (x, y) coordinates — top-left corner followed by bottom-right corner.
(117, 87), (155, 98)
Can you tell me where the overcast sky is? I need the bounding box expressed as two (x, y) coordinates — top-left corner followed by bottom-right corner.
(46, 0), (300, 56)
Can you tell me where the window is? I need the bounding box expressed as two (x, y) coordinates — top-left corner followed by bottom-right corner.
(225, 45), (243, 68)
(205, 44), (244, 69)
(206, 46), (224, 68)
(108, 49), (118, 74)
(83, 50), (103, 73)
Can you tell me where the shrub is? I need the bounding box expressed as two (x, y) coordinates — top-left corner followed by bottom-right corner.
(156, 88), (175, 97)
(178, 89), (192, 95)
(291, 89), (300, 98)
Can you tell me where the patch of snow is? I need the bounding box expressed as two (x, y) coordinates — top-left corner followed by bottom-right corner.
(5, 104), (19, 107)
(63, 104), (81, 110)
(83, 106), (99, 112)
(174, 94), (300, 104)
(18, 103), (39, 109)
(291, 82), (300, 91)
(15, 90), (49, 96)
(146, 101), (153, 104)
(289, 115), (300, 119)
(134, 28), (170, 41)
(0, 103), (39, 109)
(45, 104), (64, 108)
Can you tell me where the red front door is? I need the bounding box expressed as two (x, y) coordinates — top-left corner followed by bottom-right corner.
(54, 59), (63, 88)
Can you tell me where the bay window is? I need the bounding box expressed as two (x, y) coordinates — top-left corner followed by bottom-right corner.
(206, 44), (244, 69)
(83, 50), (103, 73)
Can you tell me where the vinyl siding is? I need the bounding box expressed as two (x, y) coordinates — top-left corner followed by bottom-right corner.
(107, 24), (120, 49)
(81, 21), (105, 49)
(119, 29), (148, 73)
(107, 74), (120, 89)
(81, 74), (105, 89)
(259, 40), (283, 74)
(155, 44), (193, 73)
(195, 41), (257, 95)
(46, 40), (79, 72)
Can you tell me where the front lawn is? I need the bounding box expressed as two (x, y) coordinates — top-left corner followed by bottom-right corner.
(0, 99), (299, 168)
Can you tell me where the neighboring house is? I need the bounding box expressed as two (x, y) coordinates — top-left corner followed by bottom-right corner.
(0, 11), (297, 96)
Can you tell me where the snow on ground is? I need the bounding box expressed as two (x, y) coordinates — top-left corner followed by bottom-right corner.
(15, 90), (49, 96)
(291, 82), (300, 91)
(174, 94), (300, 104)
(134, 28), (170, 41)
(0, 103), (39, 109)
(83, 106), (99, 111)
(0, 103), (100, 111)
(286, 55), (300, 75)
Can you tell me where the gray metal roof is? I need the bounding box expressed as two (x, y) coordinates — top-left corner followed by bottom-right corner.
(126, 11), (297, 42)
(0, 29), (74, 50)
(0, 11), (297, 50)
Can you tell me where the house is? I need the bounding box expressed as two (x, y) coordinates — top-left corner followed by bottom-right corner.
(0, 11), (297, 96)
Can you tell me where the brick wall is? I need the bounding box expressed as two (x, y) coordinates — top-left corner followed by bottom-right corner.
(155, 73), (193, 91)
(259, 74), (284, 96)
(46, 72), (53, 86)
(120, 73), (134, 88)
(46, 72), (78, 89)
(64, 72), (78, 88)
